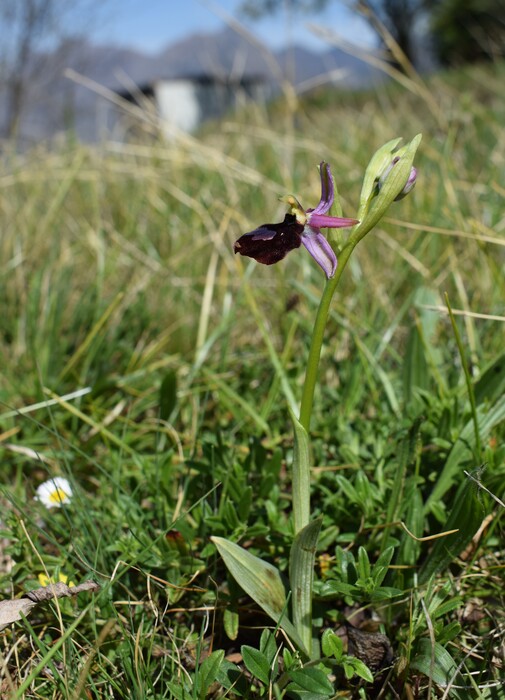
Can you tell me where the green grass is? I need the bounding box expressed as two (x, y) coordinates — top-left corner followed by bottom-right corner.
(0, 58), (504, 698)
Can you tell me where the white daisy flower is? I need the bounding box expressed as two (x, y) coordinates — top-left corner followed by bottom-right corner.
(35, 477), (73, 509)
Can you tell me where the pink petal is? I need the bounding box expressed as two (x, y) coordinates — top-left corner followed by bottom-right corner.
(301, 230), (337, 278)
(311, 162), (334, 216)
(308, 213), (359, 229)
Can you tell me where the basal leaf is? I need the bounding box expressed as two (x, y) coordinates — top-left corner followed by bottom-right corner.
(410, 639), (462, 695)
(211, 536), (306, 652)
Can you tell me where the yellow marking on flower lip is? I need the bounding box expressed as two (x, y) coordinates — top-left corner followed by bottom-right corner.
(279, 195), (307, 225)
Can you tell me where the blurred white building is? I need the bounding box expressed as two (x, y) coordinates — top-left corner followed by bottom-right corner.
(114, 73), (269, 138)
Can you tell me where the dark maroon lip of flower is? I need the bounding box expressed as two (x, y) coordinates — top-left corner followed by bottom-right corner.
(233, 213), (304, 266)
(234, 162), (359, 277)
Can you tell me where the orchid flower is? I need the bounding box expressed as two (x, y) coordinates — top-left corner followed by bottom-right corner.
(234, 162), (358, 278)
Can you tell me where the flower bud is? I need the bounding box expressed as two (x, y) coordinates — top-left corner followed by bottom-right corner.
(395, 166), (417, 200)
(354, 133), (421, 239)
(378, 157), (417, 200)
(378, 156), (400, 188)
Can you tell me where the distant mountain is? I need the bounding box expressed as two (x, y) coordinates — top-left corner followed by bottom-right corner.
(1, 26), (384, 144)
(156, 26), (381, 87)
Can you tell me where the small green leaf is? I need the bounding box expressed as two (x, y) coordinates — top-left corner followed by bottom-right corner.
(370, 586), (403, 601)
(335, 475), (359, 504)
(372, 547), (395, 587)
(437, 620), (462, 644)
(357, 547), (371, 581)
(237, 486), (252, 521)
(343, 661), (355, 680)
(321, 630), (343, 661)
(259, 629), (277, 666)
(318, 581), (358, 599)
(287, 667), (334, 693)
(348, 658), (374, 683)
(336, 547), (358, 584)
(223, 501), (240, 530)
(283, 647), (296, 670)
(216, 660), (247, 696)
(431, 597), (463, 620)
(197, 650), (224, 700)
(166, 681), (191, 700)
(354, 470), (373, 511)
(223, 607), (239, 641)
(241, 645), (271, 686)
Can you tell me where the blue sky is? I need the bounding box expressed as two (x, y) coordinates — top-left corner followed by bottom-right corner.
(93, 0), (376, 53)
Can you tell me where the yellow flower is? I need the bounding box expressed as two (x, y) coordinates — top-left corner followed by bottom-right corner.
(38, 572), (75, 587)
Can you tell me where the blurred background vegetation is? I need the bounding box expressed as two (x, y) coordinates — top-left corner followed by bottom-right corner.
(0, 1), (504, 697)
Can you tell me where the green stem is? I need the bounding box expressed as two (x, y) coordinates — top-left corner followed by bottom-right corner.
(299, 241), (357, 431)
(291, 238), (357, 659)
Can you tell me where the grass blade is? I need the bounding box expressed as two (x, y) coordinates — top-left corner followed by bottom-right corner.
(426, 392), (505, 508)
(419, 479), (486, 584)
